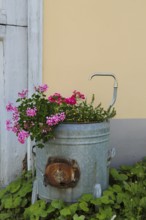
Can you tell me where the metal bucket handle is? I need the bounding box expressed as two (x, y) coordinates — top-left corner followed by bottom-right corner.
(90, 72), (118, 108)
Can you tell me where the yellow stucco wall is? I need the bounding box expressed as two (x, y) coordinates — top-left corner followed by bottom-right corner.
(43, 0), (146, 118)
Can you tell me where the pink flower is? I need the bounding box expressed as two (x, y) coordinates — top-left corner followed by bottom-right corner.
(73, 90), (85, 99)
(65, 96), (76, 105)
(6, 119), (20, 133)
(48, 93), (64, 104)
(35, 84), (48, 93)
(64, 91), (85, 105)
(6, 120), (12, 131)
(12, 124), (20, 133)
(18, 89), (28, 98)
(46, 112), (66, 126)
(17, 130), (29, 144)
(26, 107), (37, 117)
(12, 107), (19, 121)
(6, 103), (15, 112)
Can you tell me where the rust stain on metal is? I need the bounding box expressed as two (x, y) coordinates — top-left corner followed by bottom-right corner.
(44, 157), (80, 188)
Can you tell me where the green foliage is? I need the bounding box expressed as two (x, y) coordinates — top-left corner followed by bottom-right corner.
(61, 97), (116, 123)
(1, 158), (146, 219)
(108, 157), (146, 219)
(6, 85), (116, 148)
(0, 171), (32, 220)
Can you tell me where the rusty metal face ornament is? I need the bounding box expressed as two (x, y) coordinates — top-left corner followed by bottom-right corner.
(44, 157), (80, 188)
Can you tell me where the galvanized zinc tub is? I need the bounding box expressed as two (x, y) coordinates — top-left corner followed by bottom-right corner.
(32, 72), (118, 203)
(35, 122), (110, 202)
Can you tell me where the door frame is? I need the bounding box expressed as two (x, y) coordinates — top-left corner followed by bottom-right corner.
(28, 0), (43, 91)
(27, 0), (43, 169)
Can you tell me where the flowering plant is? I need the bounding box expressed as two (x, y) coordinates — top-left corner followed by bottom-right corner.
(6, 84), (116, 148)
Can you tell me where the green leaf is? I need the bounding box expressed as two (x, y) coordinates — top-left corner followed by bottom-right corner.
(68, 203), (78, 214)
(112, 184), (122, 193)
(2, 196), (22, 209)
(100, 196), (110, 204)
(101, 207), (113, 218)
(0, 188), (7, 199)
(131, 166), (145, 178)
(6, 179), (21, 193)
(79, 193), (94, 202)
(73, 214), (85, 220)
(116, 192), (125, 204)
(16, 98), (22, 102)
(110, 168), (120, 180)
(2, 196), (13, 209)
(46, 205), (56, 214)
(21, 198), (28, 207)
(103, 190), (115, 200)
(96, 212), (106, 220)
(0, 213), (12, 220)
(17, 182), (32, 197)
(60, 207), (71, 216)
(79, 201), (89, 212)
(100, 195), (113, 205)
(51, 199), (64, 209)
(13, 196), (22, 208)
(91, 198), (102, 206)
(139, 197), (146, 208)
(24, 200), (47, 219)
(110, 168), (128, 181)
(118, 174), (128, 181)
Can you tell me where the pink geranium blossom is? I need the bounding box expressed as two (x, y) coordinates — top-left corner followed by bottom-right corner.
(12, 107), (19, 121)
(17, 130), (29, 144)
(64, 91), (85, 105)
(6, 105), (20, 133)
(12, 124), (20, 133)
(26, 107), (37, 117)
(35, 84), (48, 93)
(48, 93), (64, 104)
(73, 90), (85, 99)
(18, 89), (28, 98)
(6, 103), (15, 112)
(6, 120), (12, 131)
(65, 96), (76, 105)
(46, 112), (66, 126)
(6, 119), (20, 133)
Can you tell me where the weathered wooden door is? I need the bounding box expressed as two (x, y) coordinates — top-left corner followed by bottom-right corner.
(0, 0), (28, 186)
(0, 0), (43, 186)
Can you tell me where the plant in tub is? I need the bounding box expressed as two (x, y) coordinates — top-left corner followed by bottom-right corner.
(6, 84), (116, 148)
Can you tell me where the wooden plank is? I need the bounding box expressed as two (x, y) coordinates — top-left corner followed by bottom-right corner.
(0, 40), (4, 186)
(27, 0), (43, 170)
(0, 0), (27, 26)
(0, 25), (27, 186)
